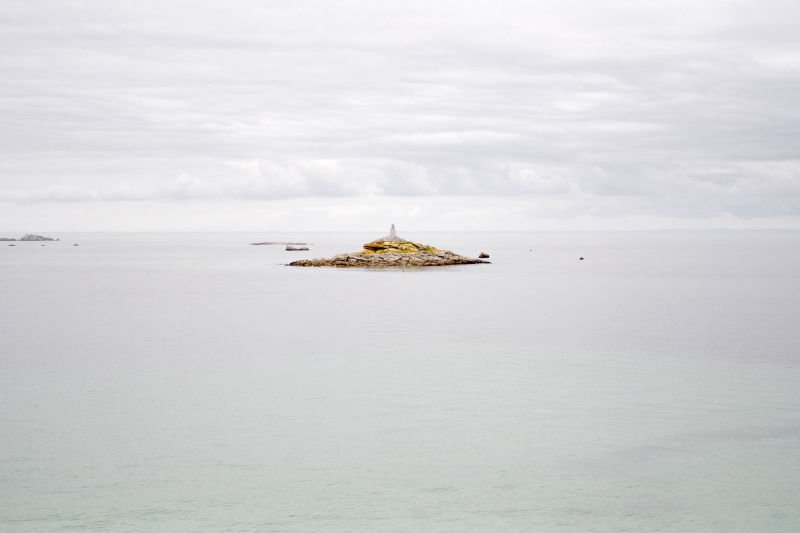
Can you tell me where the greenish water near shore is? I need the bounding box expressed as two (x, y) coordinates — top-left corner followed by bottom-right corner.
(2, 231), (799, 531)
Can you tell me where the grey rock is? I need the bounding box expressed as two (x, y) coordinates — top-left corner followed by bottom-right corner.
(20, 234), (57, 241)
(251, 241), (307, 246)
(289, 225), (489, 268)
(290, 247), (489, 268)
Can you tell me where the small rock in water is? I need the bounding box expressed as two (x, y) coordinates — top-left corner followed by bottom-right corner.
(73, 244), (79, 246)
(579, 257), (584, 260)
(286, 246), (310, 251)
(478, 252), (490, 258)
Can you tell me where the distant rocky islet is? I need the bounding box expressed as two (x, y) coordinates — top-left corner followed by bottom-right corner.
(2, 234), (58, 242)
(289, 225), (489, 268)
(250, 241), (308, 246)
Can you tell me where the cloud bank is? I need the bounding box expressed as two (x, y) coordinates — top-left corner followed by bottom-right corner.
(1, 0), (799, 229)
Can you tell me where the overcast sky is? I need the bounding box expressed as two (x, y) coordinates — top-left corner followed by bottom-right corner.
(1, 0), (799, 231)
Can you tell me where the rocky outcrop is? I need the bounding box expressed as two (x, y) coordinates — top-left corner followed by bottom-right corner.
(2, 234), (59, 241)
(289, 231), (489, 268)
(20, 234), (57, 241)
(478, 252), (490, 258)
(251, 241), (307, 246)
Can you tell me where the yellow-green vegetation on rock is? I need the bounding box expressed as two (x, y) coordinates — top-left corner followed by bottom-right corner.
(361, 240), (442, 254)
(288, 226), (489, 268)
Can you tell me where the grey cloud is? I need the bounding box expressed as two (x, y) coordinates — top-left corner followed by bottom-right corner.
(1, 0), (799, 226)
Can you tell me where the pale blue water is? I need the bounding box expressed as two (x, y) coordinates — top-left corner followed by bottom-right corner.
(1, 231), (799, 531)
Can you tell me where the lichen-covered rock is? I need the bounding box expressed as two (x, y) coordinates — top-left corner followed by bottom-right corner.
(289, 236), (489, 268)
(361, 239), (439, 254)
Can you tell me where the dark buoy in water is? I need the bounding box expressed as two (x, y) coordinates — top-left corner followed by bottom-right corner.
(579, 257), (584, 260)
(73, 243), (79, 246)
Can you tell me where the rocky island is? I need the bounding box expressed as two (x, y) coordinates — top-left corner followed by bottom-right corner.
(251, 241), (308, 246)
(1, 234), (58, 241)
(21, 234), (57, 241)
(289, 225), (489, 268)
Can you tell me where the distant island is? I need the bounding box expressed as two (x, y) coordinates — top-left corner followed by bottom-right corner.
(251, 241), (308, 246)
(1, 234), (58, 242)
(289, 225), (489, 268)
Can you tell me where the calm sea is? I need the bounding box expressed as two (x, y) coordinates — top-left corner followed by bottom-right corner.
(1, 231), (799, 532)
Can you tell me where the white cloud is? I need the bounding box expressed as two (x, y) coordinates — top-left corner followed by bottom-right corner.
(1, 0), (799, 229)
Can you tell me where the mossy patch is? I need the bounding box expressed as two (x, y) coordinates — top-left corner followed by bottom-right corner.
(361, 240), (443, 254)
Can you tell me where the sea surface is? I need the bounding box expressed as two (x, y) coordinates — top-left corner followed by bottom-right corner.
(1, 231), (799, 532)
